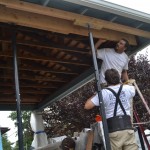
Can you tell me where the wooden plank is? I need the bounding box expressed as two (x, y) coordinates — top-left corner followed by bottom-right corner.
(0, 64), (79, 76)
(0, 37), (90, 54)
(0, 96), (40, 102)
(1, 83), (58, 89)
(0, 63), (78, 76)
(0, 100), (39, 103)
(0, 0), (149, 39)
(0, 89), (52, 95)
(0, 75), (67, 82)
(86, 131), (94, 150)
(0, 52), (91, 67)
(74, 19), (150, 39)
(0, 5), (137, 45)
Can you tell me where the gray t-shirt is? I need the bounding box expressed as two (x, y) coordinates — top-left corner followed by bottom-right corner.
(97, 48), (129, 84)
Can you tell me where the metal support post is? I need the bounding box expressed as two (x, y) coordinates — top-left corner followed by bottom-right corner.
(12, 30), (24, 150)
(88, 27), (111, 150)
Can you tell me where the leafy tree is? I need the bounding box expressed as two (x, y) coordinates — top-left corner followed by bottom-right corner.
(43, 81), (98, 138)
(2, 134), (12, 150)
(43, 53), (150, 137)
(9, 111), (33, 149)
(128, 53), (150, 129)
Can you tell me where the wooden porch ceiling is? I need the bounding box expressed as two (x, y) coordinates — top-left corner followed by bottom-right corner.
(0, 0), (150, 110)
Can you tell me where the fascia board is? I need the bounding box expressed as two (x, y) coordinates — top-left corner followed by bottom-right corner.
(64, 0), (150, 24)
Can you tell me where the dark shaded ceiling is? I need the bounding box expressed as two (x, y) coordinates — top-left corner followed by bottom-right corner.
(0, 0), (150, 110)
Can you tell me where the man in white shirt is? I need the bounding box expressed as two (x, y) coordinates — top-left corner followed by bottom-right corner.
(96, 39), (134, 124)
(97, 39), (129, 85)
(85, 69), (138, 150)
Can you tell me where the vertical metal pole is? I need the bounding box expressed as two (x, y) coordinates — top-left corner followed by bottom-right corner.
(88, 28), (111, 150)
(12, 31), (24, 150)
(137, 127), (145, 150)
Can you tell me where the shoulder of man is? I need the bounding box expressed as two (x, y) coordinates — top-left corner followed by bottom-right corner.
(98, 48), (113, 51)
(122, 52), (129, 59)
(122, 84), (135, 90)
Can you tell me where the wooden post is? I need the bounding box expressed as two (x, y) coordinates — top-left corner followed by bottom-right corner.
(86, 130), (94, 150)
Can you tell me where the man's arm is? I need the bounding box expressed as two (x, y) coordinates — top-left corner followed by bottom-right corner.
(121, 70), (129, 82)
(95, 39), (106, 50)
(84, 95), (96, 110)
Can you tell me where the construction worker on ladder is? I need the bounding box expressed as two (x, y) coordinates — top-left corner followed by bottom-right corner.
(84, 69), (138, 150)
(95, 38), (129, 87)
(96, 38), (135, 122)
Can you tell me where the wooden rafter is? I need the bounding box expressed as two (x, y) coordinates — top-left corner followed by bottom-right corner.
(0, 89), (52, 95)
(0, 36), (90, 55)
(0, 0), (149, 40)
(0, 0), (138, 45)
(0, 52), (91, 67)
(0, 96), (41, 102)
(1, 83), (58, 89)
(0, 75), (67, 82)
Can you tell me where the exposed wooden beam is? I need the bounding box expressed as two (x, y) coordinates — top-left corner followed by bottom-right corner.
(1, 83), (58, 89)
(17, 30), (90, 54)
(19, 45), (90, 65)
(0, 3), (137, 45)
(0, 0), (149, 40)
(0, 52), (91, 67)
(0, 80), (63, 88)
(74, 19), (150, 39)
(0, 52), (89, 75)
(0, 36), (90, 55)
(0, 101), (38, 104)
(0, 96), (40, 102)
(0, 89), (52, 95)
(0, 62), (79, 75)
(0, 75), (67, 83)
(1, 69), (69, 83)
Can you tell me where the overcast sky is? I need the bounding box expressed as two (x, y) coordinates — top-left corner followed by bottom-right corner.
(105, 0), (150, 14)
(0, 111), (17, 144)
(0, 0), (150, 145)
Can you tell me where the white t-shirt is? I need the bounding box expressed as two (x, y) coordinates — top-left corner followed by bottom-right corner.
(91, 84), (135, 119)
(97, 48), (129, 84)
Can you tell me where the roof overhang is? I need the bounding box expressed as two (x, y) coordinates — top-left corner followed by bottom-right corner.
(0, 0), (150, 110)
(64, 0), (150, 23)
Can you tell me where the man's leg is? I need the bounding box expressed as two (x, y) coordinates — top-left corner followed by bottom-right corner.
(123, 130), (138, 150)
(109, 131), (123, 150)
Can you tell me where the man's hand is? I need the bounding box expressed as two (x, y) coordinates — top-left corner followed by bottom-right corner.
(95, 39), (106, 49)
(124, 79), (135, 85)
